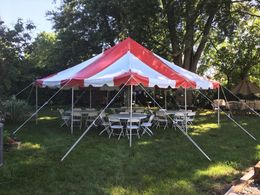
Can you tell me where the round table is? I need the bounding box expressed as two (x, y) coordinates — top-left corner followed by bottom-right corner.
(109, 113), (147, 120)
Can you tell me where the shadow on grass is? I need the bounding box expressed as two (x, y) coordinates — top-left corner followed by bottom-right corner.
(1, 110), (260, 194)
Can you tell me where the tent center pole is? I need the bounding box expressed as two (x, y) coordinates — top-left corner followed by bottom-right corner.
(71, 87), (74, 134)
(130, 84), (133, 147)
(164, 90), (167, 109)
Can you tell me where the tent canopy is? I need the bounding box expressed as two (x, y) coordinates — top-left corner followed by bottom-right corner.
(36, 37), (219, 89)
(232, 79), (260, 96)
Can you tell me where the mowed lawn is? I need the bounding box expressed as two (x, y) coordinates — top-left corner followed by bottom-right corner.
(0, 109), (260, 195)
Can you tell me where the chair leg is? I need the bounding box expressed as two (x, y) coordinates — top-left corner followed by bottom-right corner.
(146, 127), (153, 135)
(109, 129), (113, 138)
(137, 130), (140, 139)
(99, 126), (109, 135)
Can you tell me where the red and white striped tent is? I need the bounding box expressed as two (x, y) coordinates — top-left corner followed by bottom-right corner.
(36, 37), (219, 89)
(35, 37), (220, 161)
(15, 38), (257, 162)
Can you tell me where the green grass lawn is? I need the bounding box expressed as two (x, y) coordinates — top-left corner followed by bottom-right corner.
(0, 109), (260, 195)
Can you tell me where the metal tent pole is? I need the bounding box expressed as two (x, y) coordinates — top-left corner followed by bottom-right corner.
(184, 88), (188, 133)
(217, 86), (220, 126)
(164, 90), (167, 109)
(35, 84), (38, 125)
(153, 88), (156, 107)
(89, 87), (92, 108)
(130, 84), (133, 147)
(71, 87), (74, 134)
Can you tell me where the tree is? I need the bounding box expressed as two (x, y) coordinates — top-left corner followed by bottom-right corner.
(199, 8), (260, 87)
(160, 0), (260, 72)
(48, 0), (260, 74)
(0, 19), (35, 97)
(27, 32), (59, 77)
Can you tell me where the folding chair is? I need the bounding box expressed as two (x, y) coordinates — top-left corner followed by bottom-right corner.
(58, 109), (70, 127)
(141, 114), (154, 136)
(154, 111), (168, 129)
(126, 118), (141, 139)
(108, 118), (124, 140)
(98, 113), (110, 135)
(71, 111), (82, 129)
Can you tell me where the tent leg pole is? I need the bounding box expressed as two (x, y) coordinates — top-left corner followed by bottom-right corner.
(184, 88), (187, 134)
(153, 88), (155, 107)
(71, 88), (74, 134)
(218, 87), (220, 126)
(164, 90), (167, 109)
(35, 84), (38, 125)
(130, 84), (133, 147)
(89, 87), (92, 108)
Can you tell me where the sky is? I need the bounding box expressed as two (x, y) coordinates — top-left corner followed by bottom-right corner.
(0, 0), (61, 35)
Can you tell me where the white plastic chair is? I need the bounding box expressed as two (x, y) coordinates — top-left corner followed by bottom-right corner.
(85, 111), (98, 127)
(187, 112), (196, 125)
(108, 118), (124, 140)
(58, 109), (70, 127)
(141, 115), (154, 136)
(126, 118), (141, 138)
(71, 111), (82, 129)
(154, 111), (168, 129)
(98, 113), (110, 135)
(174, 112), (186, 129)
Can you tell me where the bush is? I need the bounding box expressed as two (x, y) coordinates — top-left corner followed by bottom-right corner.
(1, 96), (32, 122)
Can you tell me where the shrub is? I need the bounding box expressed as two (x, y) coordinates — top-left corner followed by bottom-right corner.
(1, 96), (32, 122)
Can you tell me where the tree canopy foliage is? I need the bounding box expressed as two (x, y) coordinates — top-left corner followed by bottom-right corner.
(0, 19), (35, 96)
(0, 0), (260, 99)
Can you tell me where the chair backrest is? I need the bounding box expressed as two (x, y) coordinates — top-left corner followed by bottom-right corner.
(148, 115), (155, 123)
(127, 118), (140, 126)
(109, 118), (122, 126)
(156, 111), (166, 117)
(73, 112), (82, 117)
(175, 112), (185, 118)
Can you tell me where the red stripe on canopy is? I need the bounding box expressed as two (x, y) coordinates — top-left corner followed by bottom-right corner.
(72, 40), (129, 81)
(127, 38), (196, 88)
(114, 71), (149, 87)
